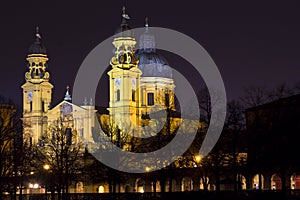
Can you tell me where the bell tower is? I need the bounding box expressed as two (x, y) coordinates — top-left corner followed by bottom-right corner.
(107, 7), (142, 131)
(21, 27), (53, 145)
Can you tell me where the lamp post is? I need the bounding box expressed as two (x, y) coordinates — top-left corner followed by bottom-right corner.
(194, 154), (204, 191)
(43, 164), (50, 196)
(145, 167), (151, 193)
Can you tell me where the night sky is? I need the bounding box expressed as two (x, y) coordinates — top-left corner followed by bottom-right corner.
(0, 1), (299, 109)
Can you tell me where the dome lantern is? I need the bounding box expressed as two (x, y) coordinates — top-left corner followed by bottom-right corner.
(136, 18), (172, 78)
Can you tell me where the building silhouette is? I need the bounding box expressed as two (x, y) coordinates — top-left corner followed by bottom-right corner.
(246, 93), (300, 190)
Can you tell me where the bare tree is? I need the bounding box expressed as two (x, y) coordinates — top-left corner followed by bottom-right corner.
(294, 81), (300, 93)
(32, 121), (85, 200)
(268, 83), (294, 101)
(241, 83), (297, 108)
(225, 100), (246, 192)
(240, 86), (270, 108)
(0, 96), (20, 200)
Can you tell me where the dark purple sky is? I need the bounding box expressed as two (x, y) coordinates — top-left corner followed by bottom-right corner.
(0, 1), (299, 108)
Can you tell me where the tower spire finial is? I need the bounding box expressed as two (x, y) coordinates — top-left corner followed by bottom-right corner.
(122, 6), (130, 20)
(145, 17), (149, 27)
(35, 26), (41, 41)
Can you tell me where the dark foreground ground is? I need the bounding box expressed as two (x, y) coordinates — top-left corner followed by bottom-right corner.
(4, 190), (300, 200)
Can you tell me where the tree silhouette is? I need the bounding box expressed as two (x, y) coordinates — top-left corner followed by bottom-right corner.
(32, 121), (85, 200)
(0, 95), (21, 200)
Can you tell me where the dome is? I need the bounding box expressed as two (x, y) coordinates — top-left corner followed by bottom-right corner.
(136, 51), (173, 78)
(28, 27), (47, 54)
(28, 39), (47, 54)
(135, 20), (172, 78)
(136, 51), (168, 65)
(115, 18), (131, 36)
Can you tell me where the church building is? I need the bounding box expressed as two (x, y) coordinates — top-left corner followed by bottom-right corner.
(21, 7), (177, 152)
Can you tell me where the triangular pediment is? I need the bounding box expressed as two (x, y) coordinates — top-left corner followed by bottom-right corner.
(48, 100), (87, 115)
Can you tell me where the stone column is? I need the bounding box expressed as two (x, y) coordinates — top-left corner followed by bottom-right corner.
(264, 173), (271, 190)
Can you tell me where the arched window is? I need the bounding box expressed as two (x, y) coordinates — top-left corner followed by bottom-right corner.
(116, 90), (120, 101)
(147, 93), (154, 106)
(290, 173), (300, 189)
(253, 174), (264, 189)
(98, 185), (105, 193)
(76, 182), (84, 193)
(132, 90), (135, 102)
(271, 174), (282, 190)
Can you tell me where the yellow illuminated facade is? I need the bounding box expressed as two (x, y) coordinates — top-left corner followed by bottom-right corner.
(25, 9), (185, 148)
(21, 28), (97, 146)
(107, 13), (176, 141)
(21, 10), (179, 147)
(107, 28), (142, 130)
(21, 28), (53, 145)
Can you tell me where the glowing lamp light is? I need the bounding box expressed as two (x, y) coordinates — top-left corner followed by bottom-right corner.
(43, 164), (50, 170)
(145, 167), (150, 172)
(29, 183), (39, 189)
(195, 154), (202, 164)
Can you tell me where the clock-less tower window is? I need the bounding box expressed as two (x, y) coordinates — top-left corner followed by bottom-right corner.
(147, 92), (154, 106)
(132, 89), (135, 102)
(116, 90), (120, 101)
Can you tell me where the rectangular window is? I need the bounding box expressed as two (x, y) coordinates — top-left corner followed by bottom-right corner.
(116, 90), (120, 101)
(81, 128), (84, 138)
(66, 128), (72, 146)
(52, 131), (55, 142)
(30, 137), (32, 147)
(147, 93), (154, 106)
(132, 90), (135, 102)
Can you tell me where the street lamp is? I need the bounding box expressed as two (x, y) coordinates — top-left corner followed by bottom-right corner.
(145, 167), (151, 172)
(43, 164), (50, 171)
(194, 154), (202, 166)
(144, 167), (151, 193)
(29, 183), (39, 189)
(43, 164), (50, 195)
(194, 154), (207, 190)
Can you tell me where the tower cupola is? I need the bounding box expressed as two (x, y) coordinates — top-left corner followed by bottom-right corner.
(110, 6), (139, 69)
(25, 27), (50, 83)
